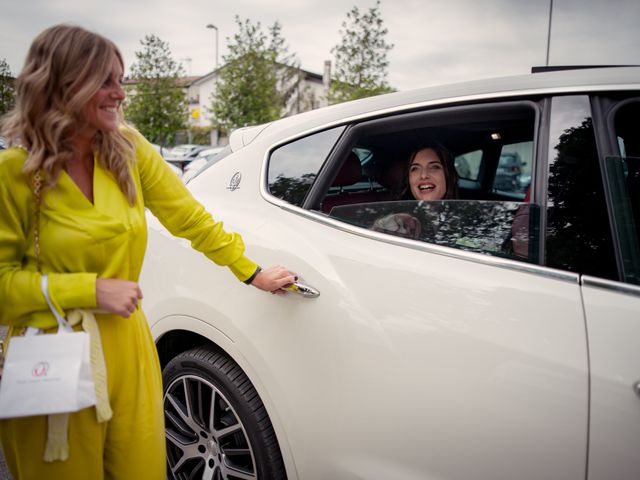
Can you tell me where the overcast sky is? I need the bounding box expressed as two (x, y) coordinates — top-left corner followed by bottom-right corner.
(1, 0), (639, 91)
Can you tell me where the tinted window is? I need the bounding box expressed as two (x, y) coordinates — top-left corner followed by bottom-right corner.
(455, 150), (481, 181)
(545, 96), (617, 280)
(615, 101), (640, 158)
(603, 156), (640, 284)
(603, 100), (640, 284)
(319, 102), (540, 263)
(268, 126), (345, 206)
(331, 200), (540, 261)
(493, 141), (532, 197)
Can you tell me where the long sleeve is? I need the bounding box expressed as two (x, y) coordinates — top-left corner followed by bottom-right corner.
(132, 132), (258, 282)
(0, 149), (96, 328)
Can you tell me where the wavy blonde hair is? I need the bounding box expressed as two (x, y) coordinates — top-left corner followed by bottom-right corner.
(0, 24), (137, 204)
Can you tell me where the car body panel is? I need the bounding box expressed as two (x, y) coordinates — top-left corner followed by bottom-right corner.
(581, 279), (640, 480)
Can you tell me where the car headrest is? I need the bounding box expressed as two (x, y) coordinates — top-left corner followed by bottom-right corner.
(378, 157), (406, 190)
(332, 152), (361, 187)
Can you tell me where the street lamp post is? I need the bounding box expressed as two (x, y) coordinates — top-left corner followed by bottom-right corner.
(545, 0), (553, 66)
(206, 24), (219, 146)
(206, 24), (218, 72)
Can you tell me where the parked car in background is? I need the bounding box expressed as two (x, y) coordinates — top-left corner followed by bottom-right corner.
(0, 137), (6, 150)
(195, 146), (226, 159)
(167, 143), (204, 158)
(181, 146), (227, 183)
(140, 67), (640, 480)
(151, 143), (182, 178)
(150, 143), (168, 157)
(494, 151), (527, 193)
(164, 144), (208, 170)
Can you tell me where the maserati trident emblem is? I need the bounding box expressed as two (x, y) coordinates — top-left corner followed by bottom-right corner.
(228, 172), (242, 191)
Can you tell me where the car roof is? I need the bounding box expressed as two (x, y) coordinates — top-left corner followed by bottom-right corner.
(242, 67), (640, 147)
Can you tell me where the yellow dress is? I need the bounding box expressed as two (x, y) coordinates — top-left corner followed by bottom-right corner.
(0, 130), (258, 479)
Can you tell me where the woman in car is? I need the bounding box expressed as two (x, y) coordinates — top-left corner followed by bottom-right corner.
(373, 143), (459, 237)
(0, 24), (296, 480)
(401, 143), (459, 201)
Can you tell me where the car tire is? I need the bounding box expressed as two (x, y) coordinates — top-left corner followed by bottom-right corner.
(162, 346), (287, 480)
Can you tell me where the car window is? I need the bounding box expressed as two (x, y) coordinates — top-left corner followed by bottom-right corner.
(268, 126), (345, 207)
(544, 95), (618, 280)
(455, 149), (481, 181)
(614, 100), (640, 159)
(330, 200), (540, 262)
(493, 141), (532, 198)
(603, 156), (640, 285)
(602, 100), (640, 284)
(326, 147), (384, 195)
(316, 101), (539, 263)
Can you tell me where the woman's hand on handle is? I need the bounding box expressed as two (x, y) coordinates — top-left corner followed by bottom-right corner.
(250, 266), (297, 295)
(96, 278), (143, 317)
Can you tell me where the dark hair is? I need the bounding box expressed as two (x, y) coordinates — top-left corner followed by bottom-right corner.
(399, 142), (459, 200)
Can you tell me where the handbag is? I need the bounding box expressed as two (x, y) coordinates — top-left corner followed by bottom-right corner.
(0, 275), (97, 418)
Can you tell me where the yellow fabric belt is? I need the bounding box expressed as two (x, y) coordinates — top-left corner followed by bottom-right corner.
(43, 309), (113, 462)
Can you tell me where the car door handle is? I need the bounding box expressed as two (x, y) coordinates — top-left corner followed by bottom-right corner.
(282, 280), (320, 298)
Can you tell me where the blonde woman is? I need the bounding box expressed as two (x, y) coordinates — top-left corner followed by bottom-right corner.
(0, 24), (295, 479)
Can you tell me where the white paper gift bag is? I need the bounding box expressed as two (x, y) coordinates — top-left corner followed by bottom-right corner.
(0, 276), (97, 419)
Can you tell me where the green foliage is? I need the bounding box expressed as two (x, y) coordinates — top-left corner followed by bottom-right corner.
(125, 35), (188, 145)
(210, 17), (301, 132)
(188, 126), (213, 145)
(268, 173), (317, 206)
(0, 58), (15, 115)
(329, 0), (395, 104)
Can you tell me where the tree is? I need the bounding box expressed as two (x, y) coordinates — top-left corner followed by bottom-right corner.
(329, 0), (394, 104)
(125, 35), (187, 145)
(0, 58), (15, 115)
(209, 17), (301, 133)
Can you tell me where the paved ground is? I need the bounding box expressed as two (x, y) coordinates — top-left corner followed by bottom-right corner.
(0, 448), (10, 480)
(0, 326), (11, 479)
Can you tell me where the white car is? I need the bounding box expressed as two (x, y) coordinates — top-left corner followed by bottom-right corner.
(181, 146), (228, 183)
(140, 66), (640, 480)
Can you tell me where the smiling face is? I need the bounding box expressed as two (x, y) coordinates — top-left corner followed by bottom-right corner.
(408, 148), (447, 200)
(79, 55), (125, 138)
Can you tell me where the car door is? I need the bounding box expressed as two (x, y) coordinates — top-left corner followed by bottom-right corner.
(263, 100), (590, 479)
(582, 98), (640, 480)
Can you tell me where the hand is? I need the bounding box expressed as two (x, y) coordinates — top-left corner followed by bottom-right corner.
(250, 265), (297, 295)
(96, 278), (143, 318)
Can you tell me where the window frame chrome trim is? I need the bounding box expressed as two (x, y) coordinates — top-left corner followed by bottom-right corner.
(581, 275), (640, 297)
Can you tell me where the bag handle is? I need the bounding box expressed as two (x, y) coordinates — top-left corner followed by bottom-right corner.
(28, 174), (73, 333)
(40, 275), (73, 333)
(33, 173), (71, 334)
(34, 170), (43, 273)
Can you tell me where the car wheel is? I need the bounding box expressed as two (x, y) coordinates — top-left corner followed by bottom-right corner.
(162, 346), (286, 480)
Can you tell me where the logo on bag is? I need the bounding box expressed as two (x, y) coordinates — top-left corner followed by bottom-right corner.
(32, 362), (50, 377)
